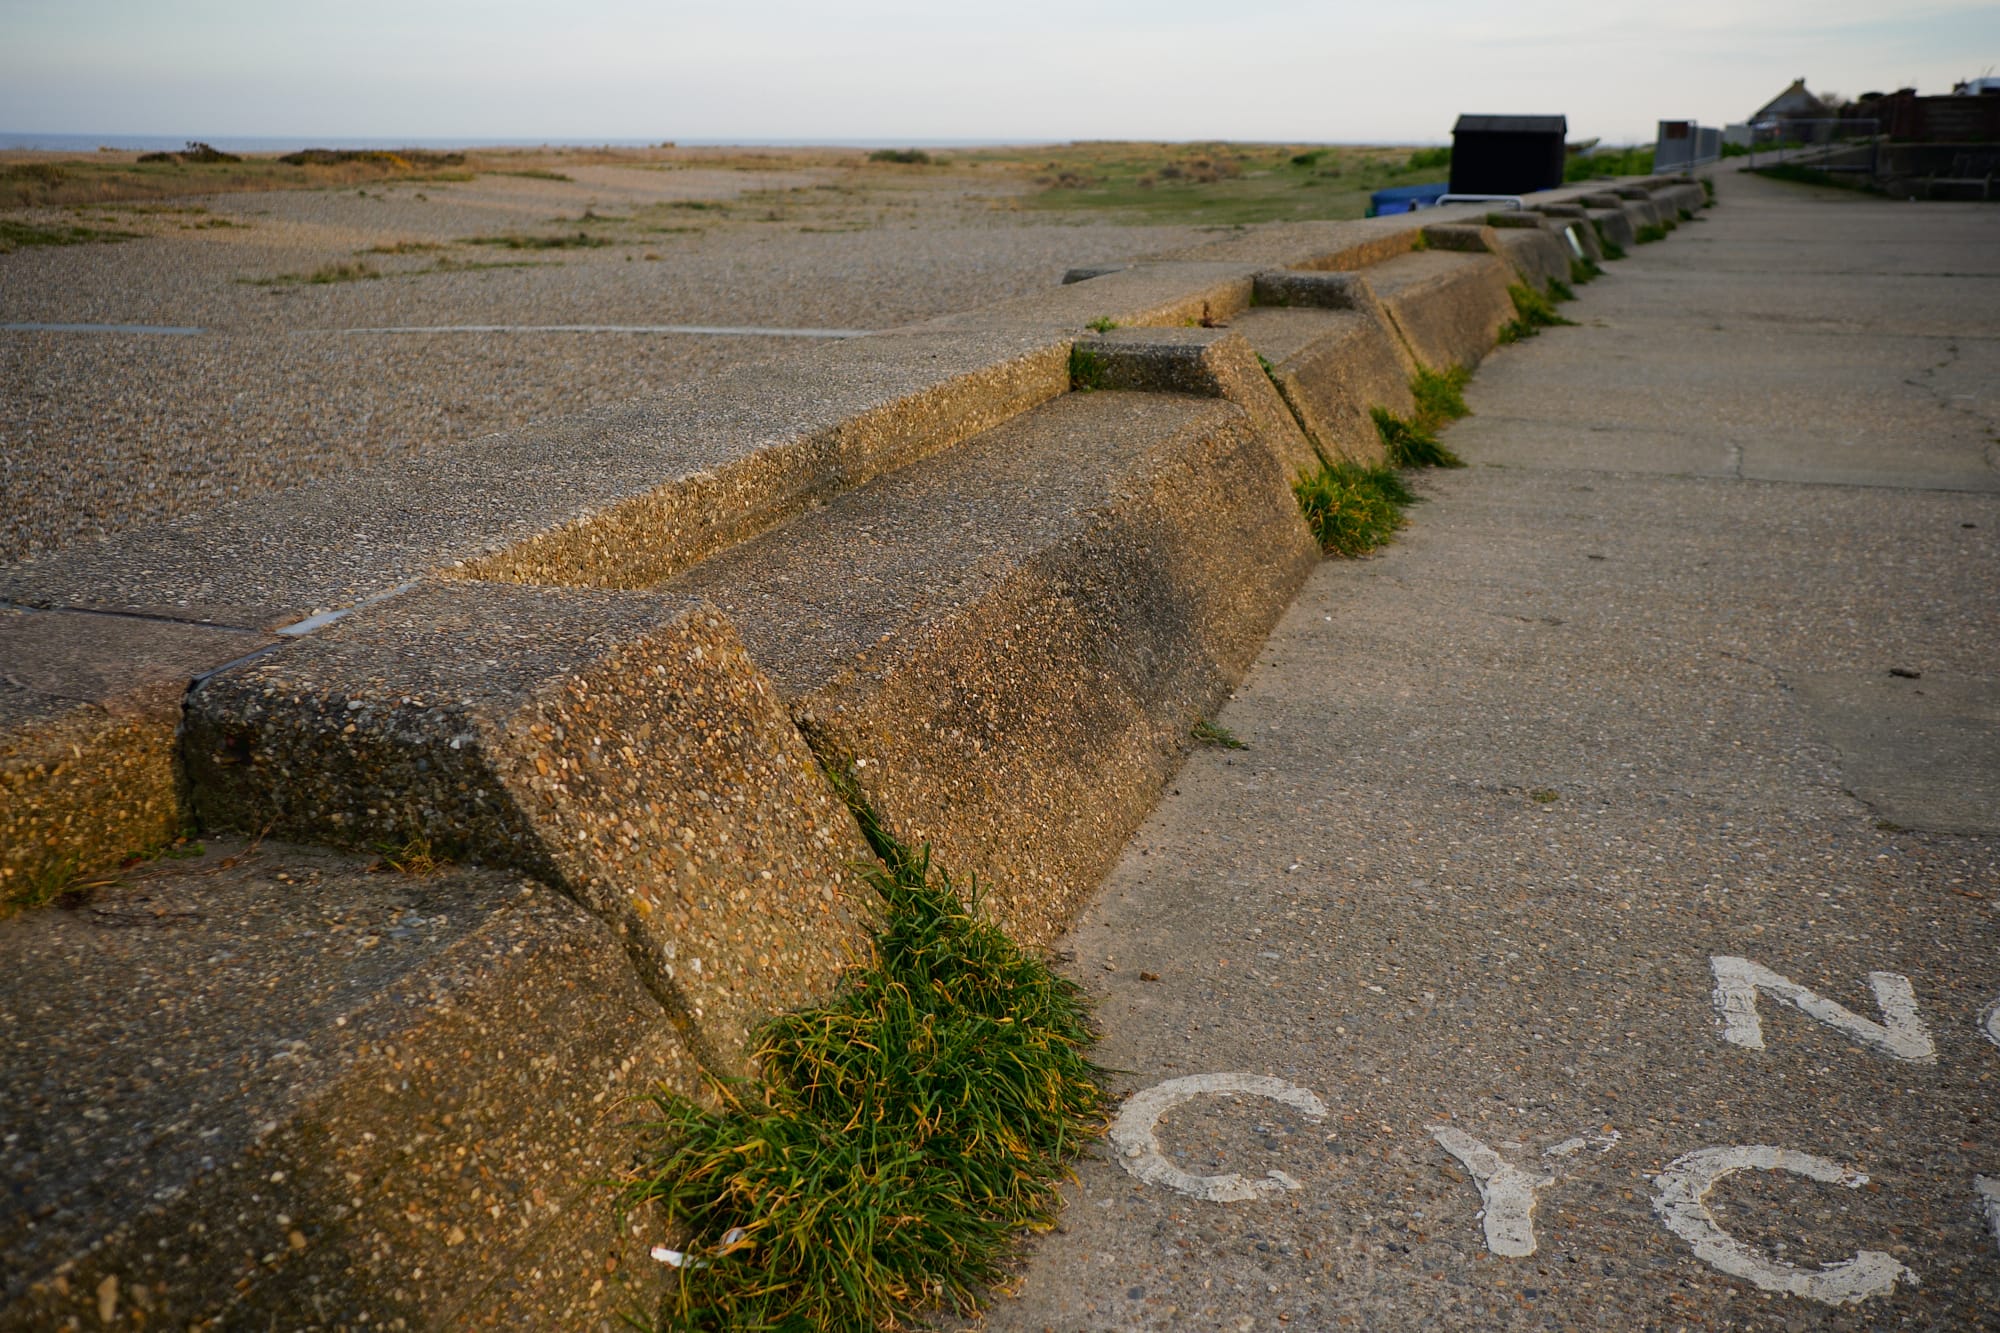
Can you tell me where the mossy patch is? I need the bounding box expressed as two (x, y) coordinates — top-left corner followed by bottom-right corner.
(1293, 460), (1413, 556)
(1498, 282), (1577, 343)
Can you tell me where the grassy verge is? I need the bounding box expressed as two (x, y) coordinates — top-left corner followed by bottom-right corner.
(1751, 162), (1883, 195)
(620, 827), (1104, 1331)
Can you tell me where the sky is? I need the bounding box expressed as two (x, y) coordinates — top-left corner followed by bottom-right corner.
(3, 0), (1997, 147)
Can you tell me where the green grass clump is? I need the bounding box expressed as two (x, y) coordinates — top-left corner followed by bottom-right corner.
(1600, 239), (1626, 260)
(1405, 146), (1451, 171)
(0, 218), (139, 253)
(1633, 222), (1668, 244)
(1547, 278), (1575, 302)
(1701, 177), (1716, 204)
(1410, 364), (1471, 428)
(1570, 256), (1602, 285)
(1085, 315), (1118, 332)
(1498, 282), (1577, 342)
(868, 148), (933, 165)
(1069, 342), (1108, 391)
(1294, 459), (1413, 555)
(1371, 407), (1463, 469)
(1192, 718), (1248, 749)
(620, 835), (1104, 1331)
(1565, 146), (1654, 181)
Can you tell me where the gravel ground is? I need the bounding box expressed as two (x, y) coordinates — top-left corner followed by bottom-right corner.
(2, 158), (1214, 563)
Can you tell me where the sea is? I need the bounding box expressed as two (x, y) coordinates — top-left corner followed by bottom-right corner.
(2, 133), (1045, 154)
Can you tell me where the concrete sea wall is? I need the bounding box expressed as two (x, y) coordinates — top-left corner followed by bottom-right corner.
(0, 174), (1707, 1326)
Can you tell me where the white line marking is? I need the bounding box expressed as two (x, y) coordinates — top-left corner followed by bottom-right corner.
(1109, 1073), (1327, 1203)
(1652, 1145), (1916, 1306)
(335, 323), (872, 338)
(1428, 1126), (1564, 1257)
(1710, 956), (1935, 1063)
(1977, 1177), (2000, 1255)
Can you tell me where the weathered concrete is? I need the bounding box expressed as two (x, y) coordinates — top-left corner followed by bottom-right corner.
(1077, 325), (1321, 477)
(980, 169), (2000, 1331)
(670, 390), (1319, 945)
(1362, 249), (1517, 372)
(1230, 297), (1416, 467)
(183, 581), (875, 1067)
(0, 840), (684, 1330)
(0, 611), (271, 909)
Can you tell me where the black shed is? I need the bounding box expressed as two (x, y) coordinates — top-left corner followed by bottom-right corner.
(1449, 114), (1568, 195)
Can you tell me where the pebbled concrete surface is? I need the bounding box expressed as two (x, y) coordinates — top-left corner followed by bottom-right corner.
(982, 171), (1999, 1329)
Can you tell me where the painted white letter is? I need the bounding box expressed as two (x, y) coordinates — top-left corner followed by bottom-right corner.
(1428, 1126), (1556, 1257)
(1977, 1176), (2000, 1256)
(1110, 1073), (1327, 1203)
(1652, 1145), (1916, 1306)
(1710, 956), (1934, 1063)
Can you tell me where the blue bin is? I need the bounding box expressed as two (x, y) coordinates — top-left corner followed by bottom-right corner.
(1368, 182), (1448, 217)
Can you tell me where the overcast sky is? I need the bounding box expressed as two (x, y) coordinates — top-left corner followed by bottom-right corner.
(4, 0), (1996, 147)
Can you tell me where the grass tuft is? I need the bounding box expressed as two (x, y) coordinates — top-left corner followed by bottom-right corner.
(1191, 718), (1248, 750)
(1498, 282), (1576, 342)
(1293, 460), (1412, 555)
(1410, 364), (1471, 428)
(1570, 256), (1602, 285)
(868, 148), (933, 165)
(1069, 343), (1108, 391)
(372, 835), (448, 877)
(1371, 408), (1463, 469)
(1633, 222), (1668, 245)
(1085, 315), (1118, 332)
(1547, 278), (1576, 303)
(619, 831), (1103, 1331)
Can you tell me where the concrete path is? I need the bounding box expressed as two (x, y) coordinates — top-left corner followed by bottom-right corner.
(986, 172), (2000, 1328)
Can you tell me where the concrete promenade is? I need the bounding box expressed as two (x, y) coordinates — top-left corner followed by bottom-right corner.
(987, 172), (2000, 1329)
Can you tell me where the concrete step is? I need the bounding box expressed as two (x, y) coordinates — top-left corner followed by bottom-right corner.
(181, 581), (877, 1071)
(668, 388), (1318, 944)
(1357, 249), (1516, 372)
(0, 838), (681, 1330)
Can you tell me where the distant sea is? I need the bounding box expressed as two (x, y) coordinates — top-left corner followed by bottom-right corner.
(2, 133), (1046, 154)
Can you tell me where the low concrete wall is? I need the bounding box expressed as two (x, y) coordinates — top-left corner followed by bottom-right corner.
(0, 172), (1709, 1325)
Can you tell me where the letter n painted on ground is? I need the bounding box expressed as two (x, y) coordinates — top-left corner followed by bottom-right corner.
(1709, 955), (1935, 1063)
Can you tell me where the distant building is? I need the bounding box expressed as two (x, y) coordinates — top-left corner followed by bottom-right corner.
(1751, 78), (1828, 127)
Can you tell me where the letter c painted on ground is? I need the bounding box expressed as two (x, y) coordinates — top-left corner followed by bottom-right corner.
(1651, 1145), (1916, 1306)
(1109, 1072), (1328, 1203)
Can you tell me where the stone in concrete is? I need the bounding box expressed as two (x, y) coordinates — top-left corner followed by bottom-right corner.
(0, 840), (685, 1330)
(183, 580), (874, 1066)
(670, 390), (1318, 945)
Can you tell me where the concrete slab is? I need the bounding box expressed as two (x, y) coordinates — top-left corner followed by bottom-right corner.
(1361, 250), (1516, 372)
(1079, 326), (1320, 478)
(1228, 307), (1413, 467)
(976, 161), (2000, 1332)
(1791, 671), (2000, 835)
(0, 327), (1072, 629)
(669, 390), (1318, 945)
(0, 840), (684, 1329)
(183, 580), (875, 1067)
(0, 611), (272, 906)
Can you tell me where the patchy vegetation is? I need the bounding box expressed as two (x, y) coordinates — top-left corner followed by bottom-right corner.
(620, 828), (1103, 1332)
(1567, 146), (1655, 181)
(1192, 718), (1248, 750)
(0, 217), (139, 253)
(867, 148), (933, 165)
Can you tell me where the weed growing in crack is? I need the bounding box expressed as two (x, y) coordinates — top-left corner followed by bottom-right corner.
(1192, 718), (1248, 749)
(1293, 460), (1413, 555)
(620, 830), (1103, 1331)
(1570, 256), (1603, 285)
(1634, 222), (1669, 244)
(1068, 342), (1108, 391)
(1498, 282), (1576, 343)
